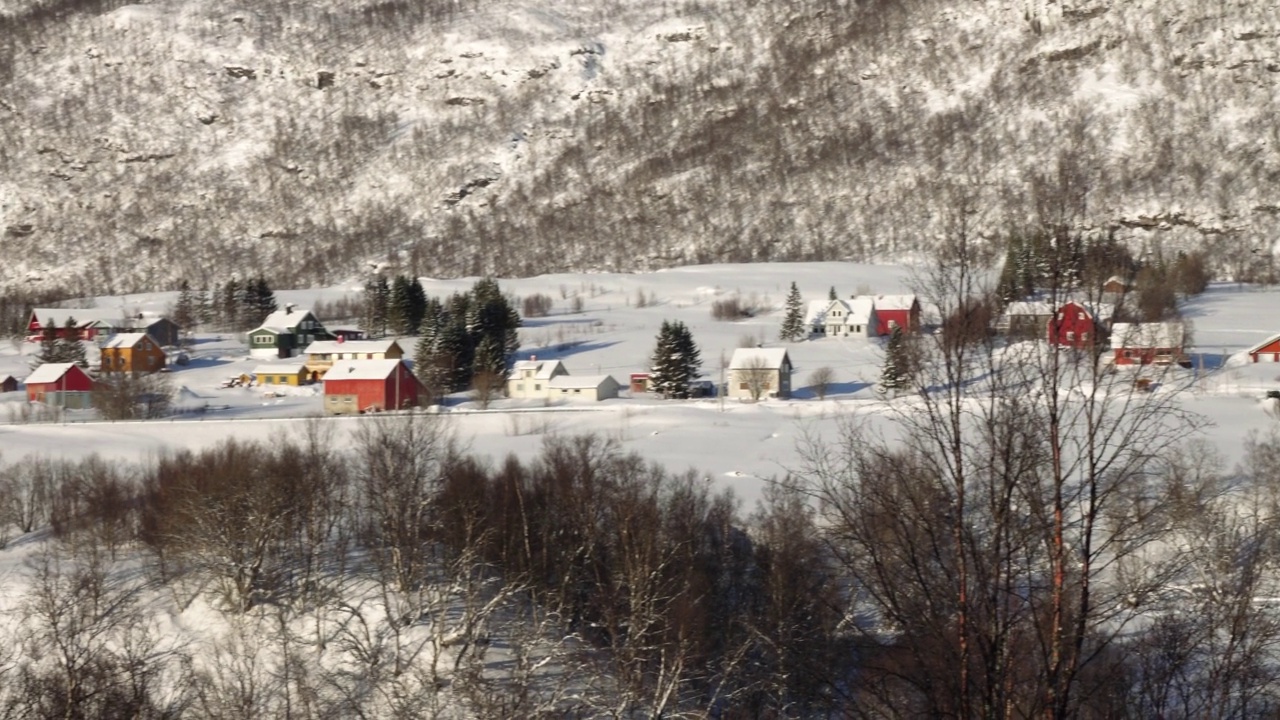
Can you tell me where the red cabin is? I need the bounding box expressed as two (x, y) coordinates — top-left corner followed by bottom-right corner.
(25, 363), (95, 408)
(1048, 301), (1112, 349)
(323, 359), (421, 414)
(1248, 333), (1280, 363)
(1110, 323), (1188, 366)
(873, 295), (921, 336)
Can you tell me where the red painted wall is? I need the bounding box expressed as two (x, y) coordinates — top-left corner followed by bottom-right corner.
(26, 365), (94, 402)
(1251, 339), (1280, 363)
(1048, 302), (1099, 348)
(325, 365), (419, 411)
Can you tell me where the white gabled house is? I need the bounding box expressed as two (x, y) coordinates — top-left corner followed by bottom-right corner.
(506, 356), (568, 399)
(547, 375), (621, 401)
(819, 298), (877, 338)
(727, 347), (793, 400)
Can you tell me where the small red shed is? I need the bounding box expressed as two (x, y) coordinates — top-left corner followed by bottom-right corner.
(1247, 333), (1280, 363)
(25, 363), (95, 408)
(873, 295), (921, 336)
(1048, 301), (1112, 349)
(323, 359), (421, 414)
(630, 373), (651, 393)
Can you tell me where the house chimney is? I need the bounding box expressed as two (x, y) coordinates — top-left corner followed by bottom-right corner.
(530, 354), (536, 361)
(286, 303), (296, 314)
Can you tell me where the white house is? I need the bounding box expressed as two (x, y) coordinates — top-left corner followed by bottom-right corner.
(820, 298), (877, 338)
(506, 357), (568, 399)
(547, 375), (621, 402)
(727, 347), (793, 400)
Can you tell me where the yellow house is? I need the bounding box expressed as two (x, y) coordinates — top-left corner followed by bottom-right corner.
(302, 339), (405, 381)
(251, 363), (309, 386)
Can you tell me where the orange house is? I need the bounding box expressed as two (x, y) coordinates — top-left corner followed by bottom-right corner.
(100, 333), (166, 374)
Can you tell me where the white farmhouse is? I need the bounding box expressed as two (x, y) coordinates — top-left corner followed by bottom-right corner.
(727, 347), (793, 400)
(506, 356), (568, 399)
(819, 298), (877, 338)
(547, 375), (622, 401)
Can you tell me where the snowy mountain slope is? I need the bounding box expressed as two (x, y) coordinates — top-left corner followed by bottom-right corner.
(1, 0), (1279, 293)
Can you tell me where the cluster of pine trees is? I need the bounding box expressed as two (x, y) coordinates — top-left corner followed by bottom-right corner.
(171, 277), (278, 333)
(410, 278), (521, 398)
(361, 274), (429, 338)
(30, 317), (87, 369)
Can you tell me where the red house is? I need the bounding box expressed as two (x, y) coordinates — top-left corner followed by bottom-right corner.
(323, 359), (421, 414)
(1247, 333), (1280, 363)
(1048, 301), (1113, 349)
(1110, 323), (1189, 367)
(25, 363), (95, 409)
(873, 295), (921, 336)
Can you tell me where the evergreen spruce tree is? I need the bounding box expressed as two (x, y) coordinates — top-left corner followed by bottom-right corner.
(405, 277), (427, 335)
(221, 278), (242, 330)
(879, 326), (910, 396)
(245, 276), (277, 325)
(31, 318), (60, 369)
(362, 275), (390, 338)
(650, 320), (702, 399)
(780, 281), (805, 342)
(56, 317), (87, 368)
(828, 286), (838, 301)
(173, 280), (198, 333)
(387, 275), (412, 336)
(413, 298), (452, 401)
(465, 278), (520, 382)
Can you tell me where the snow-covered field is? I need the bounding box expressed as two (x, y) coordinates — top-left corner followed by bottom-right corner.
(2, 261), (1280, 506)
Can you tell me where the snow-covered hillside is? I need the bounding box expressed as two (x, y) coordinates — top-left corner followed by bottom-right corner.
(2, 0), (1279, 293)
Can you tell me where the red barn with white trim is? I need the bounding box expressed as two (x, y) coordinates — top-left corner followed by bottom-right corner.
(1049, 301), (1112, 349)
(25, 363), (95, 407)
(1248, 333), (1280, 363)
(873, 295), (921, 336)
(323, 359), (421, 414)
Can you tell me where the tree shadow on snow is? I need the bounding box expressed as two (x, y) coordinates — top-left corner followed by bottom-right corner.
(515, 340), (620, 363)
(792, 381), (871, 400)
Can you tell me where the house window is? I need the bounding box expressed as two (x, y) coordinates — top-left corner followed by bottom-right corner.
(255, 335), (273, 344)
(1078, 312), (1085, 320)
(1067, 331), (1075, 341)
(740, 382), (749, 389)
(574, 389), (581, 393)
(1082, 332), (1089, 341)
(535, 384), (541, 391)
(517, 384), (524, 392)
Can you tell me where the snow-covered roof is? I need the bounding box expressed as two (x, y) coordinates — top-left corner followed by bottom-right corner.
(31, 307), (133, 327)
(1111, 323), (1186, 349)
(304, 339), (400, 355)
(322, 359), (406, 381)
(25, 363), (79, 385)
(101, 332), (149, 349)
(806, 299), (831, 326)
(1066, 301), (1115, 323)
(548, 374), (617, 389)
(508, 358), (565, 380)
(728, 347), (791, 370)
(875, 294), (917, 310)
(825, 297), (875, 324)
(252, 364), (307, 376)
(258, 307), (316, 332)
(1247, 332), (1280, 355)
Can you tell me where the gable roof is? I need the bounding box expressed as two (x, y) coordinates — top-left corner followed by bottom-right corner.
(1246, 332), (1280, 355)
(729, 347), (791, 370)
(25, 363), (82, 385)
(303, 339), (401, 355)
(0, 374), (20, 385)
(257, 307), (318, 332)
(1111, 323), (1186, 349)
(806, 299), (832, 326)
(548, 374), (618, 390)
(323, 359), (407, 381)
(1058, 300), (1115, 323)
(825, 297), (876, 325)
(101, 332), (150, 349)
(875, 294), (918, 311)
(508, 358), (566, 380)
(31, 308), (133, 328)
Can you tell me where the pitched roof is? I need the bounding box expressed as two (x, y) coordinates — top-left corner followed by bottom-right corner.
(805, 299), (831, 326)
(875, 294), (918, 310)
(1246, 332), (1280, 355)
(1003, 300), (1057, 316)
(1059, 300), (1115, 323)
(257, 307), (317, 332)
(729, 347), (791, 370)
(508, 358), (566, 380)
(825, 297), (876, 325)
(548, 374), (617, 389)
(25, 363), (80, 385)
(303, 339), (401, 355)
(101, 332), (149, 349)
(323, 359), (406, 381)
(1111, 323), (1186, 349)
(252, 363), (307, 376)
(31, 308), (133, 327)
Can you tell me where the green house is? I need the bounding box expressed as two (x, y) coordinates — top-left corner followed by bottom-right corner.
(247, 305), (333, 359)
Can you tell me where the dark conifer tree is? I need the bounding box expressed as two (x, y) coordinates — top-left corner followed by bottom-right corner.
(650, 320), (702, 399)
(780, 282), (805, 342)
